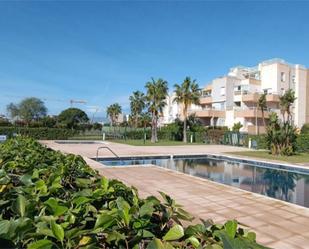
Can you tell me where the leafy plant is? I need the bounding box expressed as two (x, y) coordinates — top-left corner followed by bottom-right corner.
(232, 122), (243, 132)
(0, 137), (268, 248)
(266, 90), (298, 156)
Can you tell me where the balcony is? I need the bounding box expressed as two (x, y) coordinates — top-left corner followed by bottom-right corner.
(241, 93), (260, 102)
(240, 92), (280, 103)
(247, 125), (266, 134)
(266, 94), (280, 102)
(234, 108), (270, 118)
(200, 96), (213, 104)
(193, 109), (225, 118)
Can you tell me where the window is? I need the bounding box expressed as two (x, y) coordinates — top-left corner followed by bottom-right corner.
(220, 87), (226, 96)
(292, 75), (296, 83)
(281, 72), (286, 82)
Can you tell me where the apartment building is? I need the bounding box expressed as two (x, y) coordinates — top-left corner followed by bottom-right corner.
(191, 59), (309, 134)
(158, 92), (182, 127)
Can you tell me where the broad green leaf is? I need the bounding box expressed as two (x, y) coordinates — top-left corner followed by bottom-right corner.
(163, 225), (184, 241)
(36, 222), (54, 238)
(15, 195), (26, 217)
(106, 231), (126, 244)
(101, 176), (109, 191)
(75, 178), (92, 187)
(0, 170), (10, 185)
(245, 231), (256, 242)
(0, 220), (10, 235)
(140, 202), (154, 217)
(45, 198), (68, 216)
(143, 230), (155, 238)
(50, 176), (62, 190)
(72, 196), (91, 207)
(186, 236), (200, 248)
(225, 220), (237, 239)
(50, 220), (64, 242)
(146, 238), (165, 249)
(20, 174), (33, 186)
(94, 211), (116, 229)
(78, 236), (92, 246)
(27, 239), (53, 249)
(35, 180), (48, 194)
(205, 245), (223, 249)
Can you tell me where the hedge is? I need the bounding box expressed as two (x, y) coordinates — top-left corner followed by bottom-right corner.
(0, 127), (75, 140)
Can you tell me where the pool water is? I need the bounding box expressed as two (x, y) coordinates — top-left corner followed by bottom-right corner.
(100, 156), (309, 208)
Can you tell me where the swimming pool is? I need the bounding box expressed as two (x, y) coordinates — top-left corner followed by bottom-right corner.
(99, 155), (309, 208)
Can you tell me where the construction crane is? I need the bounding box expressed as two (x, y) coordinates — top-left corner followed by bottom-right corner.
(70, 99), (87, 107)
(3, 95), (87, 108)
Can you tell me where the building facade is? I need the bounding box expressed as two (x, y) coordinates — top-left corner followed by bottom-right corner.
(190, 59), (309, 134)
(158, 92), (183, 127)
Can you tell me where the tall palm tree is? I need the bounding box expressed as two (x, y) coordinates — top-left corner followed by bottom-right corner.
(129, 91), (146, 128)
(106, 103), (122, 126)
(257, 93), (267, 134)
(139, 112), (152, 144)
(145, 78), (168, 143)
(174, 77), (201, 143)
(279, 89), (296, 123)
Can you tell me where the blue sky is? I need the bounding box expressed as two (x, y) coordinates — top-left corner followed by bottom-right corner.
(0, 1), (309, 117)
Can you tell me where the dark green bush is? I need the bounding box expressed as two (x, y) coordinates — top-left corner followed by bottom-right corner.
(0, 137), (267, 248)
(301, 124), (309, 134)
(247, 135), (268, 149)
(0, 127), (75, 140)
(296, 134), (309, 152)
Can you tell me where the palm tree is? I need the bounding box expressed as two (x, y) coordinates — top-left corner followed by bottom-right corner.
(106, 103), (122, 127)
(129, 91), (146, 128)
(139, 112), (152, 144)
(145, 78), (168, 143)
(279, 89), (296, 123)
(174, 77), (201, 143)
(257, 93), (267, 134)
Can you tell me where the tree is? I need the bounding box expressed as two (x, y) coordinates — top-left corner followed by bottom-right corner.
(139, 112), (152, 144)
(232, 122), (243, 132)
(257, 93), (267, 134)
(174, 77), (201, 143)
(6, 103), (19, 119)
(129, 91), (146, 128)
(266, 89), (297, 156)
(58, 108), (89, 129)
(139, 112), (152, 129)
(145, 78), (168, 143)
(106, 103), (122, 126)
(7, 97), (47, 124)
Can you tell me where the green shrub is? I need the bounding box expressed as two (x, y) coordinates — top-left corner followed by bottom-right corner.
(301, 123), (309, 134)
(247, 135), (268, 149)
(0, 127), (75, 140)
(296, 134), (309, 152)
(0, 137), (267, 248)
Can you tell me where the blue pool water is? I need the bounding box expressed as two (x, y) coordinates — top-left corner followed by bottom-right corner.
(99, 156), (309, 208)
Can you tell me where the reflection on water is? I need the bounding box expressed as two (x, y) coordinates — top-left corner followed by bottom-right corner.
(102, 157), (309, 207)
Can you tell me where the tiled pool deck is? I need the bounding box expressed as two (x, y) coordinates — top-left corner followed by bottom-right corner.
(43, 141), (309, 249)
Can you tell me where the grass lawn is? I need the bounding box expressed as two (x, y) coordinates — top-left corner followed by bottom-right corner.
(110, 139), (205, 146)
(227, 150), (309, 164)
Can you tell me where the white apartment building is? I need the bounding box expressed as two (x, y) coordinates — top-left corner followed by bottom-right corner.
(158, 92), (182, 127)
(191, 58), (309, 134)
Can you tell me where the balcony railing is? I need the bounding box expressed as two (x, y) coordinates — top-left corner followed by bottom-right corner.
(190, 107), (225, 118)
(234, 107), (271, 118)
(200, 96), (213, 104)
(232, 91), (280, 103)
